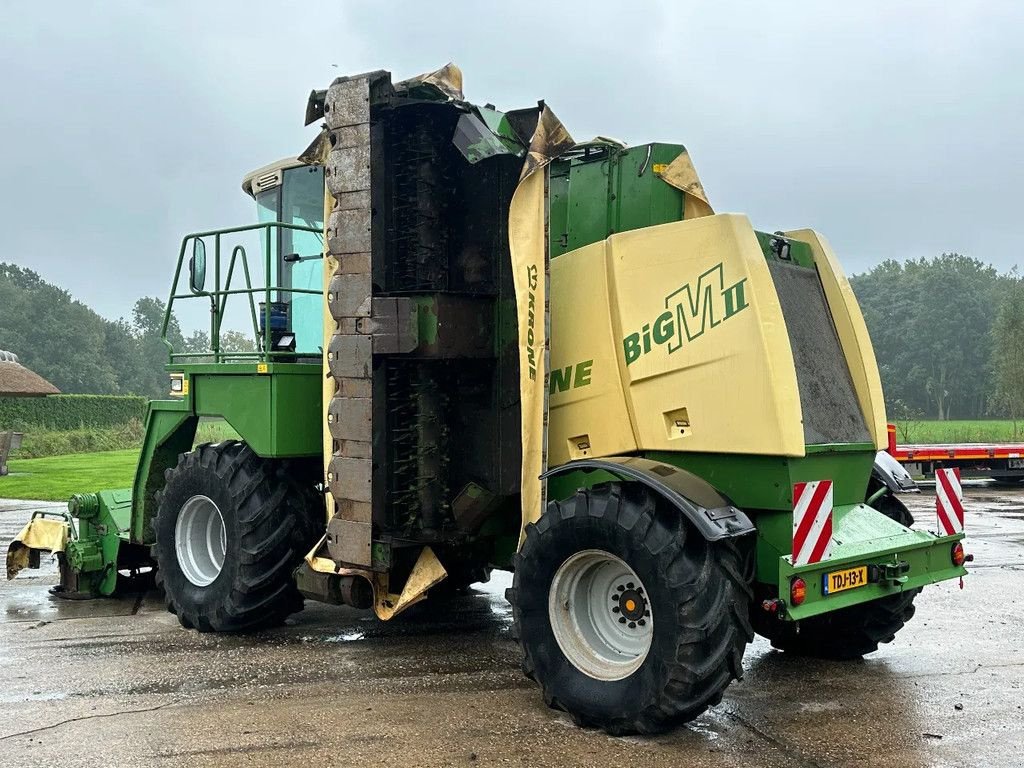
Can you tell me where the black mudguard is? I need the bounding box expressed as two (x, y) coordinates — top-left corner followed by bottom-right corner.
(540, 456), (755, 541)
(872, 450), (919, 494)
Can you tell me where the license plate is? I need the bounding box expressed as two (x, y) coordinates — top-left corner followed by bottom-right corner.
(823, 565), (868, 595)
(1009, 458), (1024, 469)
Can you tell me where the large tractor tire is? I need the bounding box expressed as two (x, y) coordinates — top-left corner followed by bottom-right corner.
(508, 483), (754, 735)
(153, 441), (321, 632)
(758, 493), (920, 659)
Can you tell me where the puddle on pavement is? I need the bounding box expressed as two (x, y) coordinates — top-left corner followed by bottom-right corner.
(0, 690), (68, 705)
(315, 632), (366, 643)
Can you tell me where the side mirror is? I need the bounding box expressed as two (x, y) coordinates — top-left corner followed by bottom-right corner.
(189, 239), (207, 293)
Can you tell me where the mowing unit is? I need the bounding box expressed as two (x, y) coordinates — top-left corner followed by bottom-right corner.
(8, 65), (968, 734)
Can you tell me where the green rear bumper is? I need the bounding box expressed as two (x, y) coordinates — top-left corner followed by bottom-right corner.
(775, 502), (966, 621)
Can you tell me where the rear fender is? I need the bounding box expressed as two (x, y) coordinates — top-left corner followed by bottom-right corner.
(540, 456), (755, 541)
(872, 450), (919, 494)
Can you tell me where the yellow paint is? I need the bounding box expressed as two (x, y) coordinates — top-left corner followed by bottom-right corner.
(625, 599), (636, 611)
(304, 538), (448, 622)
(655, 151), (714, 219)
(549, 215), (805, 465)
(304, 536), (337, 574)
(549, 246), (638, 464)
(508, 160), (550, 538)
(372, 546), (448, 620)
(322, 186), (336, 527)
(6, 516), (69, 580)
(169, 373), (187, 397)
(785, 229), (887, 450)
(257, 363), (269, 374)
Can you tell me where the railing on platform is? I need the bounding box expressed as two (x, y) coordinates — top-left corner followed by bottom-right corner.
(161, 222), (322, 364)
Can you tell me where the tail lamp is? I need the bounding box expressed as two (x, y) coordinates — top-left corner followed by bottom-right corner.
(951, 542), (965, 567)
(790, 577), (807, 606)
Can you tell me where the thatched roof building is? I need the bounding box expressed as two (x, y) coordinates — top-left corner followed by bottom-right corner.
(0, 351), (60, 397)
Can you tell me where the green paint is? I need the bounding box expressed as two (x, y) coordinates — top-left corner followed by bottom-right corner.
(188, 364), (322, 458)
(549, 359), (594, 394)
(414, 297), (440, 345)
(646, 449), (874, 510)
(779, 526), (965, 621)
(550, 366), (572, 394)
(477, 108), (525, 155)
(575, 359), (593, 387)
(129, 362), (321, 544)
(754, 231), (816, 269)
(549, 143), (691, 257)
(131, 402), (197, 544)
(63, 488), (133, 596)
(622, 263), (750, 366)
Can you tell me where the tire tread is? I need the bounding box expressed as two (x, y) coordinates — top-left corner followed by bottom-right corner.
(153, 441), (321, 632)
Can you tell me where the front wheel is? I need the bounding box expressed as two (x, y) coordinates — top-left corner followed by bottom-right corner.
(508, 483), (754, 735)
(153, 441), (321, 632)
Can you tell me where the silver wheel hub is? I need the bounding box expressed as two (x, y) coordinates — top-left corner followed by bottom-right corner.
(174, 495), (227, 587)
(548, 549), (653, 681)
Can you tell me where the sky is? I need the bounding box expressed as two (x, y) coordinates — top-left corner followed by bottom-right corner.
(1, 1), (1021, 327)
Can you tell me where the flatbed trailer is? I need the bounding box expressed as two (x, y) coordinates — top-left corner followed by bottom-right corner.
(886, 424), (1024, 482)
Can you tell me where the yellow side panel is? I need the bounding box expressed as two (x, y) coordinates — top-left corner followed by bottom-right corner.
(785, 229), (887, 450)
(549, 243), (638, 466)
(322, 188), (336, 527)
(509, 168), (550, 531)
(549, 214), (805, 461)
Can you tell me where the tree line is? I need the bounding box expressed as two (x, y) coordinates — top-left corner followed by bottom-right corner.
(851, 252), (1020, 421)
(2, 255), (1022, 419)
(0, 263), (252, 400)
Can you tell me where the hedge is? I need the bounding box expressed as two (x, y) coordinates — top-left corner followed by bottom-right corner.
(0, 394), (146, 431)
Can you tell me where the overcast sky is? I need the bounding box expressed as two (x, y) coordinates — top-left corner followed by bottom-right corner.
(1, 1), (1021, 326)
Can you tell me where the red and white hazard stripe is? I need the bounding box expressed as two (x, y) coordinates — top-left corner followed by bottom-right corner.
(935, 467), (964, 536)
(792, 480), (834, 567)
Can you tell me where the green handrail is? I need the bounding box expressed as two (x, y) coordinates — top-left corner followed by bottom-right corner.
(161, 222), (322, 364)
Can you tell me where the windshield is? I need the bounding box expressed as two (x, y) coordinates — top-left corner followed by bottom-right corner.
(255, 166), (324, 356)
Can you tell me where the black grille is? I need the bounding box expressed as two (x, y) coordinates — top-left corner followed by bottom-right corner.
(767, 261), (871, 445)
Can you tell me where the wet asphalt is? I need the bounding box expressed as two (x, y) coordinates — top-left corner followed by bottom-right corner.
(0, 487), (1021, 768)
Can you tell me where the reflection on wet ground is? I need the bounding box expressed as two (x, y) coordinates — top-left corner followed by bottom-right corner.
(0, 486), (1021, 767)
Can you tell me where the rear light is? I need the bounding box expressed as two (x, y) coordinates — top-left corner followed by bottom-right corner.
(951, 542), (965, 567)
(790, 577), (807, 606)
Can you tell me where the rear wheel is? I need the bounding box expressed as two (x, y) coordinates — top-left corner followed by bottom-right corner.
(758, 493), (921, 659)
(509, 483), (754, 735)
(153, 441), (321, 632)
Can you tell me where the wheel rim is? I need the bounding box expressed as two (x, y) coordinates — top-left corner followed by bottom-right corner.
(174, 495), (227, 587)
(548, 549), (653, 681)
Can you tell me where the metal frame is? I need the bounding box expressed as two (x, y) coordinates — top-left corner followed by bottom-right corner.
(161, 222), (322, 364)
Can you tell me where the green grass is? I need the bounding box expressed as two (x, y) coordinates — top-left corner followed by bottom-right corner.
(0, 449), (138, 501)
(893, 419), (1022, 445)
(0, 419), (240, 501)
